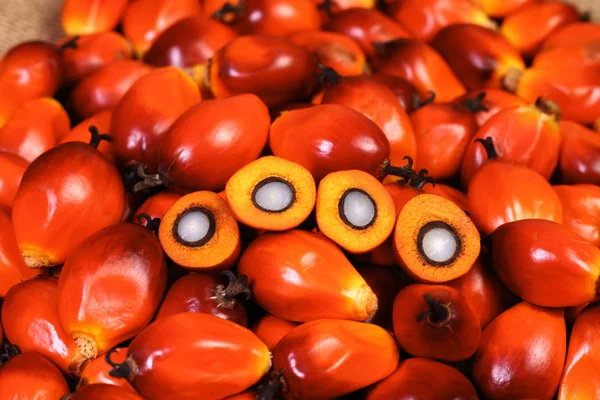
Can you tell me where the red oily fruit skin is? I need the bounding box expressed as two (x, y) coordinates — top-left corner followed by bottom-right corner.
(269, 104), (391, 183)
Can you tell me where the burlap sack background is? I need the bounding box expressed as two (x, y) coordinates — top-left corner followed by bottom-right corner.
(0, 0), (599, 55)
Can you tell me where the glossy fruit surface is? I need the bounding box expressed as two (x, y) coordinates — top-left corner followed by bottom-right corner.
(70, 60), (152, 118)
(144, 15), (238, 68)
(272, 319), (399, 399)
(238, 230), (378, 322)
(0, 151), (28, 208)
(411, 102), (477, 180)
(326, 9), (409, 58)
(515, 66), (600, 125)
(366, 358), (478, 399)
(470, 0), (535, 17)
(59, 32), (134, 84)
(158, 94), (270, 192)
(500, 1), (580, 58)
(206, 35), (318, 108)
(559, 120), (600, 185)
(155, 272), (248, 326)
(111, 66), (200, 169)
(472, 302), (566, 400)
(372, 74), (421, 113)
(251, 314), (298, 351)
(558, 302), (600, 400)
(467, 158), (563, 235)
(12, 142), (125, 267)
(2, 277), (81, 375)
(0, 42), (61, 129)
(0, 97), (70, 162)
(461, 100), (561, 188)
(270, 104), (390, 182)
(70, 384), (144, 400)
(321, 75), (417, 167)
(0, 207), (42, 297)
(490, 219), (600, 307)
(122, 0), (203, 57)
(0, 352), (70, 399)
(554, 184), (600, 247)
(447, 257), (517, 328)
(387, 0), (494, 42)
(289, 31), (366, 77)
(122, 312), (270, 399)
(431, 23), (525, 90)
(57, 223), (167, 360)
(392, 284), (481, 361)
(235, 0), (321, 37)
(533, 22), (600, 71)
(372, 39), (466, 103)
(61, 0), (129, 35)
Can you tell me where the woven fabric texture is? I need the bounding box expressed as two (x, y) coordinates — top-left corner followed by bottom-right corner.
(0, 0), (598, 55)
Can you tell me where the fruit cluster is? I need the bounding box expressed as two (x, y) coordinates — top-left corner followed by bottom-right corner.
(0, 0), (598, 398)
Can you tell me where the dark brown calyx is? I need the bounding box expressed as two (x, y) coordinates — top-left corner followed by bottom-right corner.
(133, 164), (171, 193)
(257, 370), (285, 400)
(371, 39), (409, 59)
(535, 97), (562, 121)
(122, 163), (142, 193)
(385, 155), (416, 181)
(106, 348), (135, 381)
(317, 0), (335, 18)
(417, 294), (453, 328)
(212, 0), (245, 23)
(413, 91), (436, 110)
(580, 11), (592, 22)
(251, 177), (297, 213)
(0, 342), (21, 367)
(460, 92), (489, 113)
(88, 125), (112, 149)
(137, 213), (161, 234)
(317, 62), (342, 86)
(213, 270), (252, 310)
(475, 137), (498, 160)
(338, 188), (378, 230)
(416, 221), (461, 267)
(386, 156), (435, 189)
(58, 36), (80, 51)
(405, 168), (435, 190)
(172, 206), (216, 247)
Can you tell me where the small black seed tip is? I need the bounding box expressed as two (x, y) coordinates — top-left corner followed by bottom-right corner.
(88, 125), (113, 149)
(257, 371), (284, 400)
(137, 213), (161, 234)
(414, 91), (436, 110)
(106, 348), (132, 380)
(58, 36), (80, 51)
(133, 164), (171, 193)
(461, 92), (489, 113)
(317, 62), (342, 86)
(475, 137), (498, 160)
